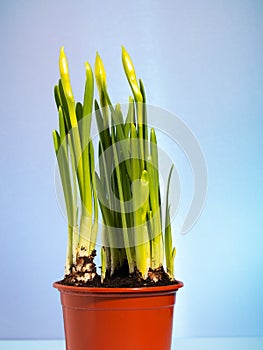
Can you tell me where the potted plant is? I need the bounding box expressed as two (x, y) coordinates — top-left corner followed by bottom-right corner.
(53, 46), (183, 350)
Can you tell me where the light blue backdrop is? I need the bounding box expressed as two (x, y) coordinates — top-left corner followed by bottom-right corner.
(0, 0), (262, 340)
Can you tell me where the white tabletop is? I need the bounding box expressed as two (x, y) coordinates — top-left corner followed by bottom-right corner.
(0, 338), (262, 350)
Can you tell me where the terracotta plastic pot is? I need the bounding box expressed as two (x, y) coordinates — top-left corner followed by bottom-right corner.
(54, 281), (183, 350)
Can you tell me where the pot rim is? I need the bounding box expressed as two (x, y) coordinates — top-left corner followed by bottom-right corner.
(53, 280), (183, 294)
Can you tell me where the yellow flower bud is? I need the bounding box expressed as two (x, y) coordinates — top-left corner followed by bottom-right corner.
(59, 47), (74, 102)
(95, 52), (107, 94)
(122, 46), (143, 103)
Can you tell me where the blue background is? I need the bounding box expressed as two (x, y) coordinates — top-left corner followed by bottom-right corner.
(0, 0), (262, 340)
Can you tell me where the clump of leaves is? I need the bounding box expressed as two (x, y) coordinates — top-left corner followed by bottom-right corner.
(53, 47), (176, 285)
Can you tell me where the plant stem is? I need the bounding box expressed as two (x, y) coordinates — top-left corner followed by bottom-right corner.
(112, 130), (135, 273)
(133, 170), (150, 278)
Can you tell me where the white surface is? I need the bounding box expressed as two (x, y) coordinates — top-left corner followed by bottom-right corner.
(0, 338), (262, 350)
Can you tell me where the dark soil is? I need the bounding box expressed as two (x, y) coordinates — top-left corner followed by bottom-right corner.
(101, 266), (179, 288)
(57, 255), (180, 288)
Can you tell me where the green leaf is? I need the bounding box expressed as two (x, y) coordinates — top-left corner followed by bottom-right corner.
(115, 103), (124, 125)
(90, 140), (98, 251)
(95, 172), (112, 226)
(54, 84), (62, 110)
(139, 79), (148, 159)
(52, 130), (60, 154)
(58, 79), (71, 132)
(165, 165), (175, 278)
(111, 129), (135, 272)
(130, 123), (140, 181)
(124, 96), (134, 138)
(75, 102), (83, 122)
(139, 79), (146, 103)
(82, 62), (94, 146)
(94, 100), (104, 132)
(83, 61), (94, 119)
(58, 107), (67, 143)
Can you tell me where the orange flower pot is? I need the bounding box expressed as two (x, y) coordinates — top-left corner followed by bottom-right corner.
(54, 282), (183, 350)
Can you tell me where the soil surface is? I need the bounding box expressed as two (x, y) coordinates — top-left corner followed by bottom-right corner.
(57, 255), (180, 288)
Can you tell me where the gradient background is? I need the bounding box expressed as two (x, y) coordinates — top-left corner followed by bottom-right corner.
(0, 0), (262, 341)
